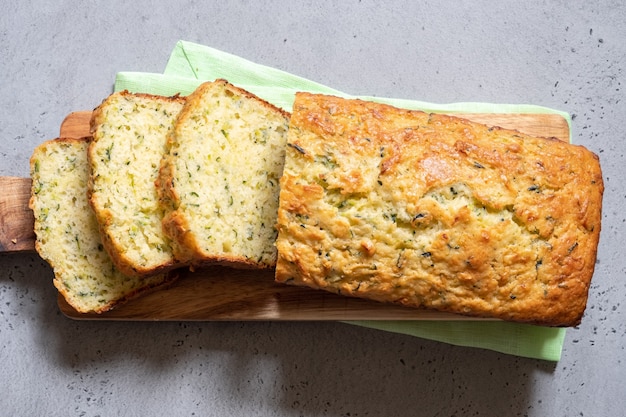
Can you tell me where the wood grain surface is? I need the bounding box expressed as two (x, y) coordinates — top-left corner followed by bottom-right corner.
(0, 177), (35, 252)
(0, 110), (569, 321)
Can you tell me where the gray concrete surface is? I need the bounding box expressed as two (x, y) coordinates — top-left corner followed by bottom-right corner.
(1, 1), (624, 415)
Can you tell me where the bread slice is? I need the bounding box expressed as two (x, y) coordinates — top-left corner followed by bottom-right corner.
(159, 79), (290, 269)
(88, 91), (186, 276)
(29, 137), (176, 313)
(275, 93), (604, 327)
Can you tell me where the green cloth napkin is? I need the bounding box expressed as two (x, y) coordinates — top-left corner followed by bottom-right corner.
(115, 40), (569, 361)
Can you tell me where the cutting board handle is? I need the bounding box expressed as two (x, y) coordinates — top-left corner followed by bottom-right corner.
(0, 176), (35, 252)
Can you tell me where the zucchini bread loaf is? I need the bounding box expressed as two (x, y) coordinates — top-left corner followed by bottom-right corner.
(159, 79), (290, 268)
(275, 93), (603, 326)
(29, 137), (176, 313)
(88, 91), (186, 277)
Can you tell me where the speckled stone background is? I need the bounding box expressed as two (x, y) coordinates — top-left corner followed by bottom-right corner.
(1, 1), (624, 415)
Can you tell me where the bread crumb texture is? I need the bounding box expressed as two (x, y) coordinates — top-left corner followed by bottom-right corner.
(29, 138), (173, 313)
(275, 93), (604, 326)
(88, 92), (185, 276)
(160, 80), (290, 268)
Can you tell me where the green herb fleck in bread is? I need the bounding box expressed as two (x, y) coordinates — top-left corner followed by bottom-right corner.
(29, 137), (176, 313)
(159, 79), (290, 269)
(88, 91), (186, 277)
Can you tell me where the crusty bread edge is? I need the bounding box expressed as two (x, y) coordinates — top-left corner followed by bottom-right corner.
(59, 269), (180, 314)
(88, 90), (187, 136)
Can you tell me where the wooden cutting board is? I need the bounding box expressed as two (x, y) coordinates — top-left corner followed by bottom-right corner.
(0, 110), (570, 320)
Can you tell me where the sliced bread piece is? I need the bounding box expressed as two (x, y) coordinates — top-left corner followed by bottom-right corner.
(159, 79), (290, 269)
(29, 137), (176, 313)
(88, 91), (186, 277)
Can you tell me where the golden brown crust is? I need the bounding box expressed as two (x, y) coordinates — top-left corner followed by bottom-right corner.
(211, 79), (291, 121)
(89, 90), (186, 136)
(275, 93), (604, 327)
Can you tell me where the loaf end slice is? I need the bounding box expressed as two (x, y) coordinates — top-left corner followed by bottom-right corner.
(88, 91), (186, 277)
(275, 93), (604, 327)
(29, 137), (176, 314)
(159, 79), (290, 269)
